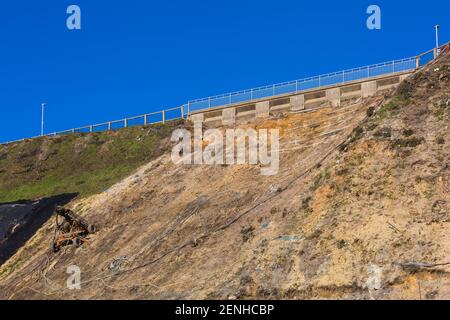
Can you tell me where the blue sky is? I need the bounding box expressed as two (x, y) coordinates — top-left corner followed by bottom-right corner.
(0, 0), (449, 142)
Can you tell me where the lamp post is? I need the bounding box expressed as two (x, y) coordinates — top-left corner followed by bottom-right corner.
(434, 25), (441, 56)
(41, 103), (46, 136)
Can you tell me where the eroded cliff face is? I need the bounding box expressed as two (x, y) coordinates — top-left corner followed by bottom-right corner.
(0, 52), (448, 300)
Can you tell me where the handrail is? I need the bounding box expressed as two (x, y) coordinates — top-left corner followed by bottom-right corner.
(0, 44), (446, 146)
(187, 57), (417, 104)
(186, 56), (420, 113)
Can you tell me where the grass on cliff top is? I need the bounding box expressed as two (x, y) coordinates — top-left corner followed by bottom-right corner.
(0, 121), (183, 203)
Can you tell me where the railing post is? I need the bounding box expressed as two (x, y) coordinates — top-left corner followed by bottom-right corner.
(162, 110), (166, 123)
(229, 94), (232, 105)
(295, 80), (298, 92)
(124, 119), (128, 128)
(108, 122), (112, 130)
(89, 125), (93, 133)
(208, 97), (211, 109)
(180, 106), (184, 119)
(416, 57), (420, 69)
(272, 84), (275, 96)
(433, 48), (438, 59)
(144, 114), (148, 125)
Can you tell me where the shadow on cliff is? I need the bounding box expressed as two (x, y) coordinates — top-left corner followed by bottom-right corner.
(0, 193), (78, 266)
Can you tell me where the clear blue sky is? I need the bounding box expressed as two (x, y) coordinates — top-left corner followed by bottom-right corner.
(1, 0), (449, 142)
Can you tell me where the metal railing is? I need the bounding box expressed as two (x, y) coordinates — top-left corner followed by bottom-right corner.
(1, 107), (187, 145)
(0, 44), (444, 146)
(185, 46), (442, 113)
(186, 57), (419, 113)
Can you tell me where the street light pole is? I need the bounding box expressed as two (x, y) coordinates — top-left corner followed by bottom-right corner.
(434, 25), (441, 56)
(41, 103), (46, 136)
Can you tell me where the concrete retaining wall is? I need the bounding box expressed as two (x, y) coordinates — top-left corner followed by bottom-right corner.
(190, 71), (412, 125)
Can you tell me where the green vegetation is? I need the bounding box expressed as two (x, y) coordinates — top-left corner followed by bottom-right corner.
(349, 126), (364, 143)
(434, 108), (447, 120)
(373, 127), (392, 139)
(0, 121), (183, 203)
(402, 128), (414, 137)
(0, 256), (23, 278)
(391, 137), (424, 149)
(311, 169), (331, 192)
(301, 196), (312, 213)
(340, 126), (364, 152)
(375, 96), (405, 121)
(396, 80), (414, 100)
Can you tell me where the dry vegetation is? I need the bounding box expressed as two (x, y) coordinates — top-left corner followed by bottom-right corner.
(0, 52), (449, 300)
